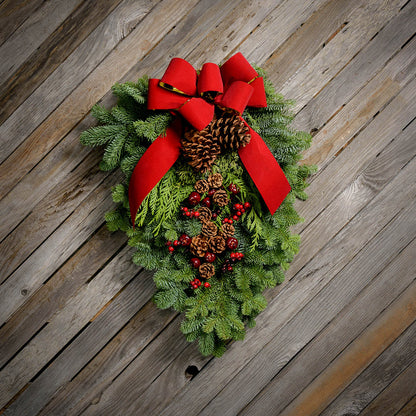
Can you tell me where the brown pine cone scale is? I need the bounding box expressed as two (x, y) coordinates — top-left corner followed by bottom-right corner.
(201, 221), (218, 238)
(190, 235), (209, 257)
(199, 263), (215, 279)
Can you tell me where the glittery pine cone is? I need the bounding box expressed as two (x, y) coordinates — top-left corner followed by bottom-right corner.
(209, 235), (226, 254)
(207, 173), (223, 188)
(181, 127), (221, 172)
(197, 206), (212, 223)
(190, 235), (209, 257)
(194, 179), (209, 194)
(199, 263), (215, 279)
(221, 223), (235, 238)
(213, 189), (229, 207)
(201, 221), (218, 238)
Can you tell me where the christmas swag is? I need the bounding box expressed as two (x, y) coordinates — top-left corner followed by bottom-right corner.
(80, 53), (315, 357)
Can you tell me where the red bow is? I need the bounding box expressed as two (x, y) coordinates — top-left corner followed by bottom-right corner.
(128, 53), (291, 226)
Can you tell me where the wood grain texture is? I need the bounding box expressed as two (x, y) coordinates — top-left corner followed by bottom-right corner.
(1, 0), (415, 414)
(0, 244), (138, 408)
(0, 0), (83, 82)
(357, 358), (416, 416)
(243, 238), (416, 416)
(0, 0), (124, 125)
(300, 34), (416, 168)
(0, 224), (126, 369)
(3, 270), (157, 416)
(292, 0), (415, 132)
(0, 0), (158, 175)
(279, 0), (408, 111)
(0, 0), (44, 45)
(279, 280), (416, 416)
(38, 302), (177, 416)
(396, 395), (416, 416)
(320, 296), (416, 415)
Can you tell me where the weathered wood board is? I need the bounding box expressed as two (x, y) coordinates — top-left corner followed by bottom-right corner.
(0, 0), (415, 414)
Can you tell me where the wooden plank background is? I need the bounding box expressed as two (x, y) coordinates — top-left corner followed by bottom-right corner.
(0, 0), (415, 415)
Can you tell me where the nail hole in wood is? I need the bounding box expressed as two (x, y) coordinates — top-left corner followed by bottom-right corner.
(185, 365), (199, 379)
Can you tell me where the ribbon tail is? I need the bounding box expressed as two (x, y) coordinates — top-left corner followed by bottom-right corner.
(128, 119), (182, 227)
(238, 121), (291, 215)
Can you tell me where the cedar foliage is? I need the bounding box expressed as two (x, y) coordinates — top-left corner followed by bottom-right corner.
(80, 69), (316, 357)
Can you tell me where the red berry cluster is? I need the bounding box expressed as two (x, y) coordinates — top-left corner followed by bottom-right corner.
(166, 233), (191, 253)
(221, 251), (244, 272)
(221, 200), (251, 224)
(168, 180), (252, 290)
(190, 278), (210, 289)
(180, 206), (200, 218)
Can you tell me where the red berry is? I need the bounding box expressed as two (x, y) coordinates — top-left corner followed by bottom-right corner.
(180, 234), (191, 246)
(208, 189), (216, 196)
(173, 240), (180, 246)
(190, 258), (201, 268)
(204, 282), (211, 288)
(188, 191), (201, 206)
(201, 197), (211, 208)
(227, 265), (233, 272)
(241, 208), (245, 213)
(168, 246), (175, 252)
(195, 279), (201, 286)
(222, 219), (227, 224)
(244, 202), (251, 209)
(166, 241), (172, 246)
(194, 211), (200, 217)
(226, 237), (238, 250)
(228, 183), (240, 194)
(237, 211), (242, 216)
(233, 215), (238, 220)
(185, 211), (191, 217)
(183, 207), (188, 212)
(229, 219), (233, 224)
(192, 284), (198, 289)
(212, 213), (217, 219)
(230, 252), (236, 259)
(204, 252), (216, 263)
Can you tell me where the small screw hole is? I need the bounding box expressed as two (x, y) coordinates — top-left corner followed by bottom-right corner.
(185, 365), (199, 379)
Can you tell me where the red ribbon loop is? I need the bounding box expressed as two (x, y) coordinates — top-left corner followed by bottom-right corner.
(160, 58), (197, 96)
(130, 53), (291, 226)
(198, 63), (223, 96)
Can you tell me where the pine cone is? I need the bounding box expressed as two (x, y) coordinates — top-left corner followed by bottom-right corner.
(201, 221), (218, 238)
(221, 223), (235, 238)
(209, 235), (226, 254)
(194, 179), (209, 194)
(190, 235), (209, 257)
(199, 263), (215, 279)
(210, 110), (251, 150)
(207, 173), (223, 188)
(197, 206), (212, 223)
(181, 127), (221, 172)
(213, 189), (229, 207)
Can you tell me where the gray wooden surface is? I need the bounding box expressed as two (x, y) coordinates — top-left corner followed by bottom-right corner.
(0, 0), (415, 415)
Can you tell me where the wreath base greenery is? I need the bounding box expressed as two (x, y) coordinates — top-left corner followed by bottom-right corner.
(80, 68), (315, 357)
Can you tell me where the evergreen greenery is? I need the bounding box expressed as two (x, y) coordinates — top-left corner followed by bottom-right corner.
(80, 68), (315, 357)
